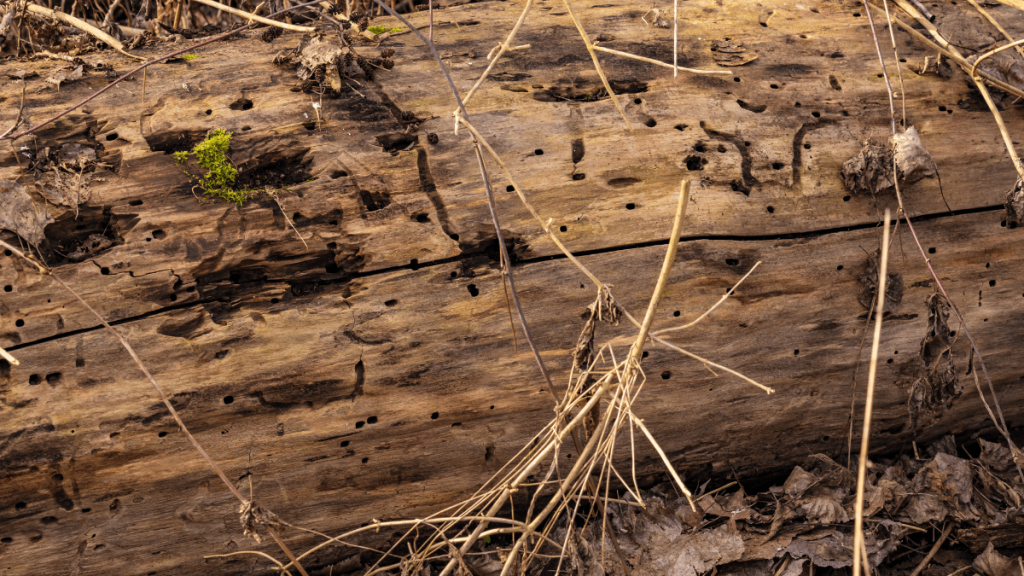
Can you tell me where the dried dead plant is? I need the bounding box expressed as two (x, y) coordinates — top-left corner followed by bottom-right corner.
(864, 0), (1024, 483)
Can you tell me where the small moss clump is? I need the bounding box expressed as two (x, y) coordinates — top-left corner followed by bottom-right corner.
(173, 129), (259, 206)
(366, 25), (403, 35)
(182, 53), (204, 61)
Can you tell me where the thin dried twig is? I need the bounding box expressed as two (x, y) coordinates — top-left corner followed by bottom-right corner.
(592, 44), (732, 75)
(191, 0), (314, 31)
(908, 522), (953, 576)
(368, 0), (562, 403)
(672, 0), (678, 77)
(459, 0), (534, 109)
(967, 0), (1024, 61)
(269, 190), (309, 249)
(852, 209), (890, 576)
(0, 80), (26, 140)
(0, 345), (19, 366)
(560, 0), (632, 130)
(878, 0), (1024, 483)
(861, 0), (896, 134)
(653, 261), (761, 335)
(24, 2), (143, 59)
(880, 0), (908, 127)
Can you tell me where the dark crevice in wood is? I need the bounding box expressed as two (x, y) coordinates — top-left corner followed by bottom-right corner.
(415, 143), (454, 238)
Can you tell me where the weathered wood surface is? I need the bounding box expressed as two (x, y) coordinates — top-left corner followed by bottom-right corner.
(1, 0), (1024, 574)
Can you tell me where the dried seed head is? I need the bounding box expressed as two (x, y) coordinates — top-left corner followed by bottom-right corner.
(401, 110), (415, 121)
(427, 133), (439, 145)
(382, 58), (394, 70)
(380, 48), (395, 58)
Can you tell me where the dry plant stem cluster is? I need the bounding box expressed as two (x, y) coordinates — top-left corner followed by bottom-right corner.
(852, 209), (891, 576)
(460, 118), (772, 394)
(432, 184), (694, 576)
(861, 1), (1024, 481)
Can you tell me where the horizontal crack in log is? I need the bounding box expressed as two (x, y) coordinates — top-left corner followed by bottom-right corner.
(5, 203), (1005, 352)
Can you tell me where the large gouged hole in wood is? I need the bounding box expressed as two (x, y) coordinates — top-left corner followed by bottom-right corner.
(40, 206), (122, 266)
(228, 98), (253, 111)
(737, 100), (767, 113)
(359, 189), (391, 212)
(375, 133), (417, 154)
(532, 79), (647, 103)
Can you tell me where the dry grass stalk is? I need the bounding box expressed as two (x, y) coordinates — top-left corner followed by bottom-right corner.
(268, 190), (310, 249)
(967, 0), (1024, 61)
(879, 0), (908, 127)
(653, 261), (761, 335)
(852, 208), (891, 576)
(191, 0), (315, 31)
(673, 0), (678, 77)
(871, 0), (1024, 482)
(24, 2), (143, 59)
(881, 7), (1024, 99)
(0, 344), (19, 366)
(907, 522), (953, 576)
(592, 44), (732, 75)
(560, 0), (632, 130)
(459, 0), (534, 108)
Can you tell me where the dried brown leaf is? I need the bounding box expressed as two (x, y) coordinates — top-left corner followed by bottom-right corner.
(0, 180), (54, 246)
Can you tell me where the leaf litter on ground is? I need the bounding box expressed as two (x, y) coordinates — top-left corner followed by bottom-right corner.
(393, 435), (1024, 576)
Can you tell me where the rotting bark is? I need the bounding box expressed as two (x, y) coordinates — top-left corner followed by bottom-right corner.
(2, 1), (1024, 575)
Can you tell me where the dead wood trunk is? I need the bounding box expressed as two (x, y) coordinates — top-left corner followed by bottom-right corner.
(2, 1), (1024, 574)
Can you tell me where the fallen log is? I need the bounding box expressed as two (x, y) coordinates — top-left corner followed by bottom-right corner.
(1, 0), (1024, 574)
